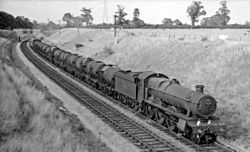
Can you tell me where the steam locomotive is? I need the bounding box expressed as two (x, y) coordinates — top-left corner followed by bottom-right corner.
(28, 39), (227, 144)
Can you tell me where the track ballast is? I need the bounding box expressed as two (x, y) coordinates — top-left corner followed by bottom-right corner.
(20, 41), (182, 152)
(20, 40), (236, 152)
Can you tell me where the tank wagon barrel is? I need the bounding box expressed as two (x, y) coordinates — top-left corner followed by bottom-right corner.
(68, 54), (80, 65)
(29, 39), (227, 144)
(103, 66), (121, 86)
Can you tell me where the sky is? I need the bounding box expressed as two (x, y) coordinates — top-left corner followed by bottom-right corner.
(1, 0), (250, 25)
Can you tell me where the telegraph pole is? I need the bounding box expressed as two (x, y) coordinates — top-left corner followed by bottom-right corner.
(114, 15), (117, 37)
(58, 19), (61, 45)
(58, 20), (61, 35)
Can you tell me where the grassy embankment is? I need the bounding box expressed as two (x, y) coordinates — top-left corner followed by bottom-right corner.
(0, 30), (111, 152)
(48, 28), (250, 151)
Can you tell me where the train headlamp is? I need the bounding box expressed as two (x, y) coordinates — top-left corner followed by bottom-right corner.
(197, 120), (201, 126)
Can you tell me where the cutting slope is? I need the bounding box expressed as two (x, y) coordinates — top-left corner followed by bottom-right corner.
(46, 28), (250, 151)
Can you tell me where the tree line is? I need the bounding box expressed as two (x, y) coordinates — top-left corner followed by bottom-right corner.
(187, 1), (231, 27)
(116, 0), (231, 28)
(0, 11), (33, 29)
(1, 0), (250, 30)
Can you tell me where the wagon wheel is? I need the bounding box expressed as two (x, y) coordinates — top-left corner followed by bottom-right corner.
(146, 105), (154, 119)
(121, 96), (127, 105)
(141, 102), (148, 115)
(126, 98), (131, 107)
(129, 100), (133, 108)
(118, 94), (123, 102)
(107, 89), (112, 96)
(132, 102), (140, 112)
(112, 91), (117, 99)
(128, 99), (134, 109)
(104, 88), (109, 95)
(94, 82), (98, 89)
(129, 99), (136, 110)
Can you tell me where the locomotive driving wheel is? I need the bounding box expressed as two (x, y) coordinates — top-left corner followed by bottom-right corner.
(127, 98), (133, 108)
(154, 110), (166, 125)
(146, 105), (154, 119)
(165, 116), (177, 131)
(141, 102), (148, 116)
(132, 102), (140, 112)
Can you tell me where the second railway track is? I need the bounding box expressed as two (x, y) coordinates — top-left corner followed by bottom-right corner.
(20, 41), (181, 152)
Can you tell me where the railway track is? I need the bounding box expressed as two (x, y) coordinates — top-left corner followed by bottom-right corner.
(150, 123), (236, 152)
(20, 41), (181, 152)
(20, 40), (236, 152)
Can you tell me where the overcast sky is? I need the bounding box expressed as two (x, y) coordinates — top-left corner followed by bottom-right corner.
(1, 0), (250, 24)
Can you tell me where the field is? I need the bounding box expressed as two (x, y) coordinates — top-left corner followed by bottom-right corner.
(0, 31), (111, 152)
(42, 28), (250, 151)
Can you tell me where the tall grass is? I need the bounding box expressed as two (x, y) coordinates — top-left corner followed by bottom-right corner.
(0, 63), (85, 152)
(47, 28), (250, 151)
(0, 31), (111, 152)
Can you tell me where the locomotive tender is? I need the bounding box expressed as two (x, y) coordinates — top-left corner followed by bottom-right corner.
(29, 39), (227, 144)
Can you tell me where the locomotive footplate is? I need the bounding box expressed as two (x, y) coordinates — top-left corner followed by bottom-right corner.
(187, 119), (227, 136)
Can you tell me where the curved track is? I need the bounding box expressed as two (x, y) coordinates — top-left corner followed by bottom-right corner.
(20, 41), (181, 152)
(20, 40), (236, 152)
(151, 123), (236, 152)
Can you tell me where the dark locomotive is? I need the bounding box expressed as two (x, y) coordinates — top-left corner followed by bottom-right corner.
(28, 39), (227, 144)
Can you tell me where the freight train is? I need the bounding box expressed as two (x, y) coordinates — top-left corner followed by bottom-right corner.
(28, 39), (227, 144)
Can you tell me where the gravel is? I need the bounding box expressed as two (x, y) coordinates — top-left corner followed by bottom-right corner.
(17, 43), (141, 152)
(18, 42), (195, 152)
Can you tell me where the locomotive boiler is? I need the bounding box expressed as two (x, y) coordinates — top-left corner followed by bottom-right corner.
(29, 39), (227, 144)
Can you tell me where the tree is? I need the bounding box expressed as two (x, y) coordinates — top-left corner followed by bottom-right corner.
(32, 20), (39, 29)
(246, 21), (250, 26)
(201, 1), (230, 27)
(62, 13), (74, 27)
(162, 18), (173, 26)
(0, 11), (32, 29)
(73, 16), (83, 27)
(187, 1), (206, 26)
(47, 21), (59, 30)
(14, 16), (33, 28)
(216, 1), (230, 26)
(133, 8), (140, 19)
(0, 11), (15, 29)
(80, 7), (93, 26)
(115, 5), (128, 26)
(173, 19), (183, 26)
(131, 8), (145, 27)
(201, 15), (220, 27)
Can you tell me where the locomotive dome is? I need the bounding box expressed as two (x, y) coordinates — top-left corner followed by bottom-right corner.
(28, 39), (228, 145)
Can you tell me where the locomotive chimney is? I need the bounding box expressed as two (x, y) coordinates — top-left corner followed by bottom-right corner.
(195, 85), (204, 93)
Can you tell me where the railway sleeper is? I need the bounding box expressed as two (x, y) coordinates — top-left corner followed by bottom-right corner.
(122, 127), (142, 131)
(136, 135), (155, 139)
(130, 132), (149, 136)
(25, 40), (219, 152)
(146, 141), (166, 146)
